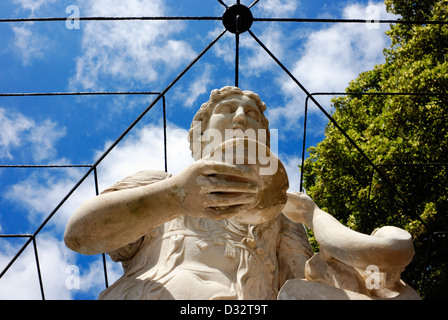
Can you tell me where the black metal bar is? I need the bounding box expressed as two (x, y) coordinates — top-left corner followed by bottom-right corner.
(93, 166), (100, 196)
(1, 15), (446, 25)
(32, 237), (45, 300)
(249, 0), (261, 9)
(93, 167), (109, 288)
(299, 97), (308, 192)
(376, 163), (448, 167)
(101, 253), (109, 289)
(162, 95), (168, 173)
(0, 165), (92, 168)
(253, 17), (448, 24)
(235, 16), (240, 87)
(0, 16), (222, 23)
(0, 91), (162, 97)
(0, 29), (227, 282)
(305, 91), (448, 97)
(217, 0), (228, 9)
(0, 234), (33, 238)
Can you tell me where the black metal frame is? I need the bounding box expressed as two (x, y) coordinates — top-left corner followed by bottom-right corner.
(0, 0), (447, 299)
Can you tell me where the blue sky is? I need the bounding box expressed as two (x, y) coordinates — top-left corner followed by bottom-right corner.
(0, 0), (397, 299)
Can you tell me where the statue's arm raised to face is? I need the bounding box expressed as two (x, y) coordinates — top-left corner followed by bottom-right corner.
(64, 160), (261, 255)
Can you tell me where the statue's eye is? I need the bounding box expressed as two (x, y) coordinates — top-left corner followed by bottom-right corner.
(246, 110), (260, 121)
(217, 104), (232, 114)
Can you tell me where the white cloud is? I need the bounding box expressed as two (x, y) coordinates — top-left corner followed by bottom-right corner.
(3, 167), (89, 230)
(0, 108), (33, 159)
(268, 2), (397, 129)
(76, 256), (123, 299)
(290, 3), (393, 92)
(280, 153), (302, 193)
(253, 0), (299, 17)
(241, 24), (285, 76)
(11, 24), (51, 66)
(70, 0), (196, 90)
(13, 0), (57, 14)
(28, 119), (67, 162)
(95, 123), (192, 190)
(212, 23), (284, 79)
(10, 0), (57, 65)
(0, 108), (65, 161)
(174, 64), (214, 108)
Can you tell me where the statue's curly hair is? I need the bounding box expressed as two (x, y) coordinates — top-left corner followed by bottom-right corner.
(188, 86), (270, 160)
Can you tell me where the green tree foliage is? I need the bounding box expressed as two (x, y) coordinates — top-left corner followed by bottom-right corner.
(302, 0), (448, 299)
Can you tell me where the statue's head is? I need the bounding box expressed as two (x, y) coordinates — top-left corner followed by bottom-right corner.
(188, 86), (270, 160)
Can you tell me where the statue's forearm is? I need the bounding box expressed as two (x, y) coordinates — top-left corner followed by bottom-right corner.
(64, 177), (183, 255)
(311, 208), (415, 271)
(283, 192), (415, 272)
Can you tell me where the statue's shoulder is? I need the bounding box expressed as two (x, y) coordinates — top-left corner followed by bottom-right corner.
(101, 170), (172, 194)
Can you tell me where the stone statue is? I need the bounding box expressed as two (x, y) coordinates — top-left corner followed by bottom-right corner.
(64, 86), (421, 300)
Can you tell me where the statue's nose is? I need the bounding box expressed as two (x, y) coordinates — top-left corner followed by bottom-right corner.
(232, 106), (247, 126)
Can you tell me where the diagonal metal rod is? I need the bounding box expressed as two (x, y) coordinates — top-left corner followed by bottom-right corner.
(0, 29), (227, 281)
(249, 0), (261, 8)
(93, 167), (109, 289)
(248, 29), (428, 229)
(217, 0), (228, 8)
(32, 237), (45, 300)
(299, 97), (309, 193)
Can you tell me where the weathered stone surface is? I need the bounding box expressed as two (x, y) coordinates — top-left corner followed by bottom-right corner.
(65, 86), (420, 300)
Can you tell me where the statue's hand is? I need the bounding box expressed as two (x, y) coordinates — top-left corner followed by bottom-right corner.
(282, 192), (316, 228)
(172, 159), (260, 220)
